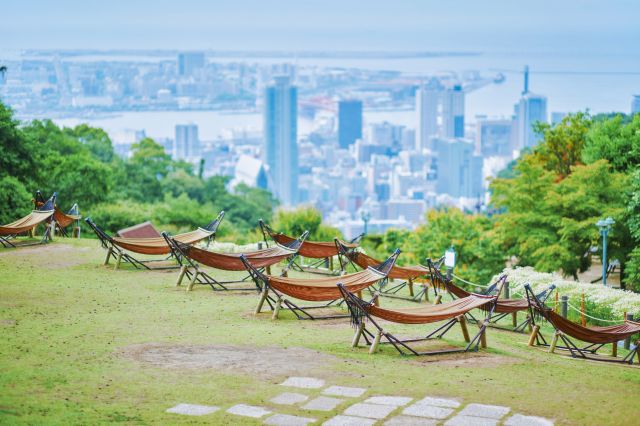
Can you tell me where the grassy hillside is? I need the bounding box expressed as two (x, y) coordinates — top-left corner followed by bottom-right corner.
(1, 239), (638, 425)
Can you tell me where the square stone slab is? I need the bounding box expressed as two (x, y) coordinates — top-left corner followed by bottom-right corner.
(226, 404), (271, 418)
(166, 403), (219, 416)
(385, 415), (439, 426)
(445, 415), (499, 426)
(281, 376), (326, 389)
(344, 402), (397, 419)
(323, 385), (367, 398)
(323, 415), (377, 426)
(302, 396), (344, 411)
(271, 392), (309, 405)
(265, 413), (317, 426)
(415, 396), (461, 408)
(505, 414), (554, 426)
(458, 404), (510, 419)
(363, 396), (413, 406)
(403, 404), (454, 419)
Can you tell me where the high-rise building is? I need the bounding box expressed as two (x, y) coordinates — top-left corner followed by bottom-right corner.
(442, 85), (465, 138)
(432, 138), (483, 198)
(476, 118), (514, 157)
(514, 66), (547, 149)
(338, 100), (363, 149)
(415, 80), (440, 150)
(264, 76), (298, 205)
(632, 95), (640, 115)
(174, 124), (200, 160)
(178, 52), (205, 77)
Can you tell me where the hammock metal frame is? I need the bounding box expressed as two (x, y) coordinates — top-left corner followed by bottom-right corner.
(338, 280), (503, 357)
(259, 219), (363, 275)
(84, 211), (224, 270)
(525, 285), (640, 365)
(336, 239), (442, 303)
(163, 230), (308, 291)
(241, 249), (400, 321)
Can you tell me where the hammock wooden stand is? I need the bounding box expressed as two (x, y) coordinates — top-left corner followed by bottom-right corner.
(163, 231), (307, 291)
(241, 249), (400, 321)
(338, 280), (504, 356)
(84, 211), (224, 270)
(525, 284), (640, 365)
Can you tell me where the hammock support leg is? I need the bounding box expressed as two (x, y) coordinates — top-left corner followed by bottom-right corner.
(104, 247), (113, 265)
(255, 286), (269, 315)
(512, 312), (517, 328)
(528, 325), (540, 347)
(176, 265), (187, 287)
(612, 342), (617, 358)
(114, 252), (123, 270)
(549, 332), (560, 353)
(433, 294), (442, 305)
(458, 315), (470, 343)
(408, 278), (414, 297)
(187, 267), (199, 291)
(370, 329), (382, 354)
(478, 322), (487, 349)
(352, 322), (364, 348)
(272, 296), (283, 320)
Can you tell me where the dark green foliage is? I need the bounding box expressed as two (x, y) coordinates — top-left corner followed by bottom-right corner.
(0, 101), (277, 237)
(0, 176), (33, 225)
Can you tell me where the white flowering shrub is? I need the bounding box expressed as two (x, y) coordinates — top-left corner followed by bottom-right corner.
(492, 267), (640, 323)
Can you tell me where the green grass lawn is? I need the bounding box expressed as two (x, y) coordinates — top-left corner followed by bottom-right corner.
(1, 239), (639, 425)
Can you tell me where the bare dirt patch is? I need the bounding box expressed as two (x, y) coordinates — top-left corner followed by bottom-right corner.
(408, 351), (521, 368)
(121, 343), (340, 379)
(0, 243), (88, 268)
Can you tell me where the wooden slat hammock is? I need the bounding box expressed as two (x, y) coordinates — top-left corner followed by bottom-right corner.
(164, 230), (308, 291)
(335, 238), (436, 302)
(242, 248), (400, 320)
(85, 211), (224, 270)
(0, 193), (57, 248)
(338, 280), (504, 356)
(259, 220), (362, 273)
(525, 285), (640, 365)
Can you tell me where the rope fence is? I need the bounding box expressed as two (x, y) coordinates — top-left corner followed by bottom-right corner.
(450, 272), (633, 324)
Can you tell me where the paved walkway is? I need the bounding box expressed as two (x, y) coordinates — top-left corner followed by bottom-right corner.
(166, 376), (554, 425)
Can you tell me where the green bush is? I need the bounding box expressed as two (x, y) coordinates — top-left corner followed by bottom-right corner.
(0, 177), (33, 225)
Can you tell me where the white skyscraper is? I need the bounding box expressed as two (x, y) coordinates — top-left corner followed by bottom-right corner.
(442, 85), (465, 138)
(415, 79), (440, 151)
(174, 124), (200, 160)
(513, 66), (548, 150)
(264, 76), (298, 205)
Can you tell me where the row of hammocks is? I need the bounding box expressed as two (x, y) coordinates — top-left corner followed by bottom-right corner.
(84, 216), (640, 363)
(0, 191), (81, 248)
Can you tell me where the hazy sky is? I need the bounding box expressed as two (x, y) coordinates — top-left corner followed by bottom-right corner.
(2, 0), (640, 53)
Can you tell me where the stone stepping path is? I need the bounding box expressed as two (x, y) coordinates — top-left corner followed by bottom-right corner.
(226, 403), (271, 418)
(164, 376), (555, 425)
(165, 403), (219, 416)
(271, 392), (310, 405)
(265, 413), (317, 426)
(302, 396), (345, 411)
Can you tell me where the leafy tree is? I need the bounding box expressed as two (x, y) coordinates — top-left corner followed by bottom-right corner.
(271, 206), (342, 241)
(624, 169), (640, 291)
(533, 112), (591, 178)
(582, 113), (640, 173)
(0, 176), (32, 225)
(404, 209), (505, 285)
(0, 103), (37, 185)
